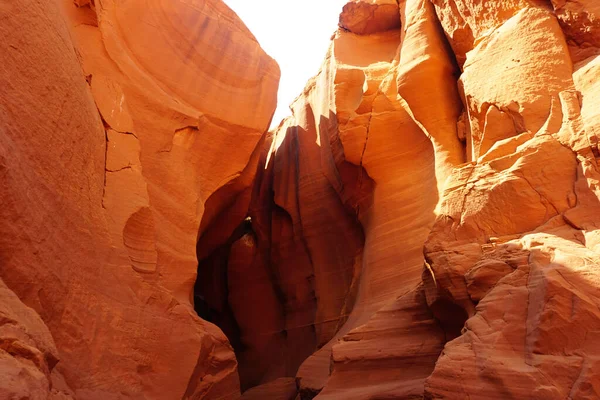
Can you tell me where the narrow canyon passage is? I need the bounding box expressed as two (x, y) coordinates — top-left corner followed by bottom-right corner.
(195, 113), (368, 390)
(194, 0), (468, 393)
(1, 0), (600, 399)
(195, 0), (600, 398)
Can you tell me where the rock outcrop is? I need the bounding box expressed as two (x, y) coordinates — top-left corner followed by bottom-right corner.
(1, 0), (278, 398)
(421, 1), (600, 397)
(0, 278), (73, 400)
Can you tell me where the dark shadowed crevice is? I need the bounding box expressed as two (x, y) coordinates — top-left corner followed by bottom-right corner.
(194, 218), (253, 353)
(428, 298), (469, 342)
(193, 111), (369, 394)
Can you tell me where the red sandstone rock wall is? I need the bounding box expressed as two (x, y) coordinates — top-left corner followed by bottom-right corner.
(1, 0), (278, 398)
(207, 0), (600, 398)
(3, 0), (600, 399)
(0, 278), (71, 399)
(319, 0), (599, 398)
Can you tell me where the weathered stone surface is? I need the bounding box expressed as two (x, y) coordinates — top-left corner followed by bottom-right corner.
(0, 279), (72, 400)
(3, 0), (600, 398)
(201, 0), (600, 398)
(422, 0), (600, 398)
(317, 286), (445, 400)
(296, 0), (464, 394)
(1, 0), (278, 398)
(340, 0), (401, 35)
(240, 378), (298, 400)
(553, 0), (600, 49)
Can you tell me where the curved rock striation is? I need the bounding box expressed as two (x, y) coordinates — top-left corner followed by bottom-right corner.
(1, 0), (278, 398)
(3, 0), (600, 398)
(0, 278), (73, 400)
(317, 0), (600, 398)
(200, 0), (600, 398)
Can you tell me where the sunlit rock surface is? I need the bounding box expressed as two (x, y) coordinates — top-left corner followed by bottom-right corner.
(2, 0), (600, 398)
(202, 0), (600, 398)
(1, 0), (278, 398)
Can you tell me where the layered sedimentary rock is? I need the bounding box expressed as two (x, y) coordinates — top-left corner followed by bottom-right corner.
(324, 0), (600, 398)
(0, 278), (73, 400)
(296, 0), (465, 394)
(199, 0), (600, 398)
(1, 0), (278, 398)
(240, 378), (298, 400)
(421, 0), (600, 397)
(3, 0), (600, 398)
(197, 69), (368, 390)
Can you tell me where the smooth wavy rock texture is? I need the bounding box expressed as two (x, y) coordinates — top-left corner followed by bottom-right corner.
(1, 0), (278, 398)
(2, 0), (600, 399)
(197, 0), (600, 399)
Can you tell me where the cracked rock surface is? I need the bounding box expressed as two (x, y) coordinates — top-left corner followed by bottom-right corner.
(1, 0), (278, 398)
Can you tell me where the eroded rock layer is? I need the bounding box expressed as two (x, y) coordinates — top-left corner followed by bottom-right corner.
(3, 0), (600, 398)
(0, 278), (72, 400)
(200, 0), (600, 398)
(1, 0), (278, 398)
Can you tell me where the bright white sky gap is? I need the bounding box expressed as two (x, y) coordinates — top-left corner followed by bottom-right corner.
(223, 0), (348, 128)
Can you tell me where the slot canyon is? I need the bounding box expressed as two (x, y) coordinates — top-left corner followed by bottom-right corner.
(1, 0), (600, 399)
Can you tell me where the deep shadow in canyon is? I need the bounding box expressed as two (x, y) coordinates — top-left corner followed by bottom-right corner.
(194, 112), (371, 391)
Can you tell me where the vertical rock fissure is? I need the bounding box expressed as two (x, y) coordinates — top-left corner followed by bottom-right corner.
(355, 92), (379, 218)
(195, 219), (250, 351)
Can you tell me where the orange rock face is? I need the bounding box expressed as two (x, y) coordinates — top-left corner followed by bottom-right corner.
(198, 0), (600, 398)
(0, 278), (69, 400)
(3, 0), (600, 399)
(1, 0), (278, 398)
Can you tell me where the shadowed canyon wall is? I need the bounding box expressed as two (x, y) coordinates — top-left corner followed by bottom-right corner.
(2, 0), (600, 399)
